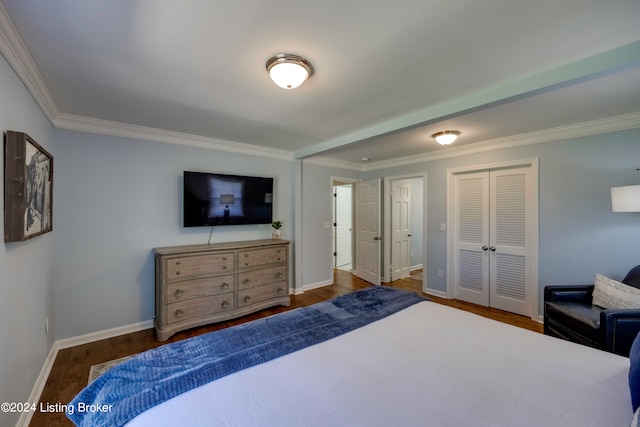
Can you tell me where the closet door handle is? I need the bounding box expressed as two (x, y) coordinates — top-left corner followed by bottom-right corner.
(490, 246), (496, 252)
(482, 246), (489, 251)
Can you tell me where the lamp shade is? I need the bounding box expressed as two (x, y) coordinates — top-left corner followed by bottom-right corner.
(220, 194), (235, 205)
(611, 185), (640, 212)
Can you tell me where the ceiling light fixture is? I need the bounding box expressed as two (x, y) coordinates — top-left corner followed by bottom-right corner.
(266, 54), (313, 89)
(432, 130), (461, 145)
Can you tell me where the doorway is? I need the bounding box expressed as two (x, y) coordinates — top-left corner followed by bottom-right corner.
(333, 182), (353, 271)
(384, 175), (426, 284)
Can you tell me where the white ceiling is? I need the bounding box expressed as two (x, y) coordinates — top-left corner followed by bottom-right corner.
(1, 0), (640, 168)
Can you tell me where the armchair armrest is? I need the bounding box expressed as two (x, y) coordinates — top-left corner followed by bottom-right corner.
(544, 285), (594, 304)
(601, 309), (640, 357)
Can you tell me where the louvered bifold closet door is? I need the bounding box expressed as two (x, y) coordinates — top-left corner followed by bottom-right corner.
(489, 168), (530, 316)
(453, 172), (490, 306)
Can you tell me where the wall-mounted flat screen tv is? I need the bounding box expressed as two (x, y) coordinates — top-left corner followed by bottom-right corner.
(183, 171), (274, 227)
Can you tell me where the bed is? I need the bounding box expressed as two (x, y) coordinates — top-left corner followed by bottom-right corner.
(68, 287), (635, 427)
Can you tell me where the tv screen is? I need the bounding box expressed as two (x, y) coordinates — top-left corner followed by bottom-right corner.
(183, 171), (274, 227)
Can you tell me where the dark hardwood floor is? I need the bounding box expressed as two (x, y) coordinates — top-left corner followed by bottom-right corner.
(30, 269), (542, 426)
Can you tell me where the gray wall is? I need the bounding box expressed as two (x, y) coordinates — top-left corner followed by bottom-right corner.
(362, 131), (640, 308)
(298, 160), (360, 288)
(0, 53), (55, 427)
(52, 130), (294, 339)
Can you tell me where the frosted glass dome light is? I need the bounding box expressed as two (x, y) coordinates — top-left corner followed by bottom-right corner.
(266, 54), (313, 89)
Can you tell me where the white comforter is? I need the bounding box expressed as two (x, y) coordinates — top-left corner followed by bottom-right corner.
(127, 301), (632, 426)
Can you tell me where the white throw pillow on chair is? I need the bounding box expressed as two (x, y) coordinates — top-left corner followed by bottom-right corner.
(593, 273), (640, 310)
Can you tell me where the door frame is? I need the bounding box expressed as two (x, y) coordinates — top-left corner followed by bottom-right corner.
(383, 173), (427, 289)
(446, 158), (539, 320)
(332, 182), (354, 269)
(330, 176), (360, 273)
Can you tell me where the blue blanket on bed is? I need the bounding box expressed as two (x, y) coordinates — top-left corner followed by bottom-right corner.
(67, 286), (426, 427)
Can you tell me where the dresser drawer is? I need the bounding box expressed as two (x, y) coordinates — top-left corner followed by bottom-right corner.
(166, 253), (234, 281)
(238, 265), (287, 289)
(238, 282), (287, 308)
(167, 293), (234, 324)
(167, 275), (234, 303)
(238, 246), (287, 269)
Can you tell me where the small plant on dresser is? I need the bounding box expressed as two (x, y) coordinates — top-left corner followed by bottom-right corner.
(271, 220), (282, 239)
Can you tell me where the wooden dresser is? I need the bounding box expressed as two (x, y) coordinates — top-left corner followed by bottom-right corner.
(154, 239), (290, 340)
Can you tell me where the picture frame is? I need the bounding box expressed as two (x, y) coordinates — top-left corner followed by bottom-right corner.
(4, 130), (53, 242)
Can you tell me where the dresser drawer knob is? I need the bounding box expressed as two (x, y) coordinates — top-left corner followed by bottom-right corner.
(244, 262), (249, 266)
(244, 295), (251, 303)
(277, 287), (285, 295)
(223, 265), (228, 269)
(221, 300), (229, 309)
(223, 256), (227, 261)
(174, 309), (184, 318)
(176, 260), (181, 265)
(221, 282), (229, 291)
(244, 253), (249, 258)
(276, 272), (283, 279)
(174, 289), (184, 298)
(243, 278), (251, 285)
(175, 271), (181, 275)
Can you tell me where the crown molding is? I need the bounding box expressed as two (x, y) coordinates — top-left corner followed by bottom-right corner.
(54, 113), (294, 161)
(2, 3), (638, 168)
(0, 4), (293, 161)
(360, 111), (640, 172)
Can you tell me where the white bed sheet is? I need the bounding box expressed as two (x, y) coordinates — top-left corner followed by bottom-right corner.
(127, 301), (632, 427)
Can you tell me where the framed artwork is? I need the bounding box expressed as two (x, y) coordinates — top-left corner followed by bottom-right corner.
(4, 130), (53, 242)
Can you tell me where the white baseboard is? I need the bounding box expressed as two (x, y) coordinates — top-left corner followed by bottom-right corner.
(423, 287), (448, 299)
(56, 319), (154, 350)
(18, 319), (154, 427)
(16, 341), (60, 427)
(293, 279), (333, 295)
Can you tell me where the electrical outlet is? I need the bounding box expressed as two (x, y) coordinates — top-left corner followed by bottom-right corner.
(437, 269), (444, 278)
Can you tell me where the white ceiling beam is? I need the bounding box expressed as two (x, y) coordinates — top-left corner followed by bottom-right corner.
(293, 41), (640, 160)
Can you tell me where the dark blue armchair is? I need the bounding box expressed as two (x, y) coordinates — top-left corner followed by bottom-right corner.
(544, 265), (640, 357)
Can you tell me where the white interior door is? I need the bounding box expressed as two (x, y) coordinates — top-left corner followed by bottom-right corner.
(391, 179), (411, 281)
(335, 184), (352, 268)
(453, 166), (532, 317)
(355, 179), (381, 285)
(488, 168), (530, 316)
(453, 172), (490, 306)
